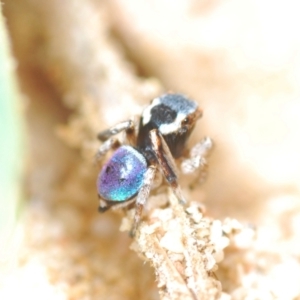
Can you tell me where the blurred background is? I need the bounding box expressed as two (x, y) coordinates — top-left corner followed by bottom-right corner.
(1, 0), (300, 299)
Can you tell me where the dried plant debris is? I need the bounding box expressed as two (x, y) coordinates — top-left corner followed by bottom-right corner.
(119, 193), (300, 300)
(121, 195), (222, 300)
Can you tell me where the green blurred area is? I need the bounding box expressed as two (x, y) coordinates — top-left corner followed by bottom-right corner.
(0, 8), (24, 258)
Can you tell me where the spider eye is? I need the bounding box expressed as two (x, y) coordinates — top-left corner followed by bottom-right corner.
(182, 117), (189, 125)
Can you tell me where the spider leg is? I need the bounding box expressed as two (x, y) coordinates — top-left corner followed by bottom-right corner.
(95, 137), (121, 163)
(149, 129), (186, 205)
(95, 119), (137, 163)
(130, 165), (156, 237)
(181, 137), (213, 184)
(98, 197), (136, 213)
(97, 120), (135, 143)
(98, 197), (113, 213)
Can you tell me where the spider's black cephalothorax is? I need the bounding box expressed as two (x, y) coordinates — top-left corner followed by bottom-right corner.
(96, 93), (212, 236)
(136, 94), (202, 162)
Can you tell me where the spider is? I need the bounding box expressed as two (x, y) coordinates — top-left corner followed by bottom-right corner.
(96, 93), (212, 236)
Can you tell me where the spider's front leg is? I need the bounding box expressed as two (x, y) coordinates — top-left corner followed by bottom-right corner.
(181, 137), (213, 184)
(149, 129), (186, 205)
(95, 120), (136, 163)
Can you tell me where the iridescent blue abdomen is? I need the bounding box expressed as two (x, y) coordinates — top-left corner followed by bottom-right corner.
(97, 146), (147, 202)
